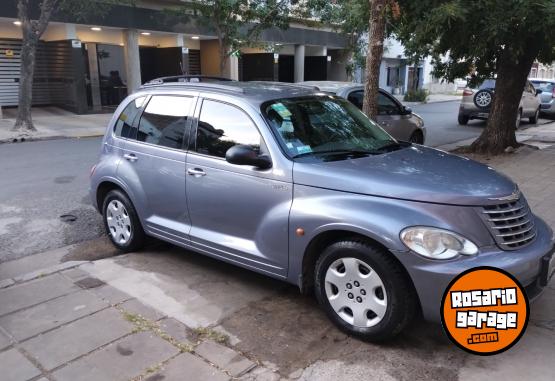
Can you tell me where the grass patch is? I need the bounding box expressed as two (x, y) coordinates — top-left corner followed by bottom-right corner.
(192, 327), (230, 345)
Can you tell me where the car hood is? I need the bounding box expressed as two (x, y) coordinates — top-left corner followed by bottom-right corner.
(293, 145), (516, 206)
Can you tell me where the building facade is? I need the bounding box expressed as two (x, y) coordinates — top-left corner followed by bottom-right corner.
(0, 0), (349, 114)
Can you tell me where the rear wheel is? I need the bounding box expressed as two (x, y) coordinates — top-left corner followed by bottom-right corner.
(458, 113), (469, 125)
(102, 189), (145, 252)
(529, 108), (540, 124)
(314, 240), (417, 342)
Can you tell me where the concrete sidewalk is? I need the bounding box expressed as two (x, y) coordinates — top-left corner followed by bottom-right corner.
(0, 107), (111, 143)
(396, 93), (462, 105)
(0, 262), (255, 381)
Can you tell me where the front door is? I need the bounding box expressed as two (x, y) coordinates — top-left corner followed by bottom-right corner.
(185, 98), (291, 277)
(119, 94), (195, 244)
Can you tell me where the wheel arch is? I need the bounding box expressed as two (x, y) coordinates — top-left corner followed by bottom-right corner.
(96, 180), (131, 215)
(299, 229), (419, 314)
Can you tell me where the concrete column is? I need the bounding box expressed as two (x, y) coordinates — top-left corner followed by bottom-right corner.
(123, 29), (142, 93)
(294, 44), (305, 82)
(86, 43), (102, 109)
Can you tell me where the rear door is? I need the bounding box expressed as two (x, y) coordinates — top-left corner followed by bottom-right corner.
(185, 97), (291, 277)
(118, 93), (196, 244)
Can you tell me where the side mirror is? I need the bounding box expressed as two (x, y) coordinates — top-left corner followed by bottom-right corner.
(225, 145), (272, 169)
(536, 88), (543, 96)
(402, 106), (412, 115)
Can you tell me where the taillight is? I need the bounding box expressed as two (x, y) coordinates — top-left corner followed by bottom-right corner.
(90, 164), (97, 178)
(552, 88), (555, 98)
(462, 89), (474, 96)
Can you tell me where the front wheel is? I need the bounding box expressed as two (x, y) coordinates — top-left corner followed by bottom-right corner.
(529, 108), (540, 124)
(314, 240), (417, 342)
(458, 113), (469, 125)
(102, 189), (145, 252)
(408, 130), (424, 144)
(515, 109), (522, 130)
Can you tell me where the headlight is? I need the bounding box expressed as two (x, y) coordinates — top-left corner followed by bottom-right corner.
(400, 227), (478, 260)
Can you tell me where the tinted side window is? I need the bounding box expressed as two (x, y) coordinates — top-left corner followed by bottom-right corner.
(195, 100), (261, 158)
(114, 96), (146, 138)
(137, 96), (192, 149)
(378, 92), (400, 115)
(347, 90), (364, 109)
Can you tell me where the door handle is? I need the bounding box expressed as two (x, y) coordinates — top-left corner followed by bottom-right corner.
(123, 153), (138, 162)
(187, 168), (206, 177)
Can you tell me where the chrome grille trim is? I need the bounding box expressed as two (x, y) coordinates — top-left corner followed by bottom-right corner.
(479, 197), (536, 250)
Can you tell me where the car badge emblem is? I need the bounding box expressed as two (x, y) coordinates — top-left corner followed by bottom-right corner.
(489, 189), (520, 201)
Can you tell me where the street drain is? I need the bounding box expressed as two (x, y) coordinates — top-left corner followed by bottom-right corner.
(60, 214), (77, 223)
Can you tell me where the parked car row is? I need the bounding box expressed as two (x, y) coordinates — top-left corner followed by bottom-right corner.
(458, 79), (542, 128)
(90, 77), (554, 341)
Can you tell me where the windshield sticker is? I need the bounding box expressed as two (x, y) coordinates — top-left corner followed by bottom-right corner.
(279, 120), (294, 133)
(296, 145), (312, 154)
(271, 103), (292, 118)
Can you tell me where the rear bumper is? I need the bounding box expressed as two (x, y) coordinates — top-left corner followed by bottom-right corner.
(396, 216), (555, 322)
(459, 106), (489, 120)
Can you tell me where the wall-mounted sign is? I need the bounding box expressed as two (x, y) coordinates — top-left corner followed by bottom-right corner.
(71, 40), (82, 48)
(5, 49), (14, 57)
(327, 55), (332, 62)
(274, 53), (279, 64)
(181, 47), (189, 54)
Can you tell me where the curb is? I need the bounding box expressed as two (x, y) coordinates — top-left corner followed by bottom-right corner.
(0, 133), (104, 145)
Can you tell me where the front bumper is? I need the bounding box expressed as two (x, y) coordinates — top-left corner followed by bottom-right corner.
(396, 216), (555, 322)
(540, 102), (555, 115)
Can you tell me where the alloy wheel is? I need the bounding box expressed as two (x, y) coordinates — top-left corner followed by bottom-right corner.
(324, 257), (388, 328)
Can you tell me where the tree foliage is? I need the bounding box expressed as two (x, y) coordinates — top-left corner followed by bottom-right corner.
(396, 0), (555, 154)
(167, 0), (291, 75)
(306, 0), (370, 76)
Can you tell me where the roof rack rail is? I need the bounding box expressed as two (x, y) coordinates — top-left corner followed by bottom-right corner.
(144, 75), (233, 85)
(140, 81), (245, 94)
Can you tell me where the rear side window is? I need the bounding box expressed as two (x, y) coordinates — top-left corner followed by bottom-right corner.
(114, 96), (146, 138)
(136, 96), (193, 149)
(195, 100), (262, 158)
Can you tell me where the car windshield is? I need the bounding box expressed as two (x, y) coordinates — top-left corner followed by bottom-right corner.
(261, 96), (398, 158)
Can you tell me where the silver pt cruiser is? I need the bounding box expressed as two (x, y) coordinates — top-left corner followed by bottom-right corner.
(90, 79), (555, 341)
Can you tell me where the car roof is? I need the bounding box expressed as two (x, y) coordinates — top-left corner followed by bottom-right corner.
(139, 80), (322, 106)
(298, 81), (362, 93)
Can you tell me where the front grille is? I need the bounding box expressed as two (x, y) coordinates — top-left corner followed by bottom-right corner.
(481, 197), (536, 250)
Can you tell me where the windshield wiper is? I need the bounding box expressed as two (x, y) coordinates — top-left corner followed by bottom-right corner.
(293, 149), (374, 159)
(373, 141), (402, 152)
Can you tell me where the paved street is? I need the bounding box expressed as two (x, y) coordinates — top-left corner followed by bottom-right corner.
(1, 137), (555, 379)
(410, 100), (554, 147)
(0, 137), (103, 262)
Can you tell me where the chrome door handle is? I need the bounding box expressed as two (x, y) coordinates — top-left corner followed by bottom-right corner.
(123, 153), (138, 162)
(187, 168), (206, 177)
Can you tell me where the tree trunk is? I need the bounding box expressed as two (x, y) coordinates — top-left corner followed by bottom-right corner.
(362, 0), (387, 120)
(13, 31), (38, 132)
(13, 0), (56, 132)
(470, 45), (540, 154)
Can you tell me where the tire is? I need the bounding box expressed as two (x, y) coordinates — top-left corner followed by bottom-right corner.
(473, 89), (493, 110)
(408, 130), (424, 144)
(314, 240), (417, 342)
(529, 108), (540, 124)
(458, 113), (469, 125)
(102, 189), (145, 252)
(515, 109), (522, 130)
